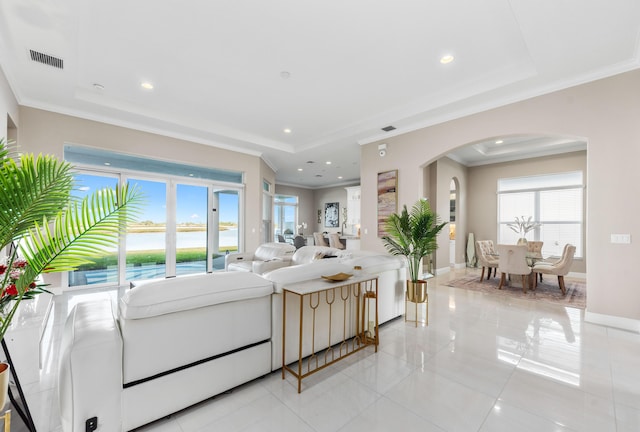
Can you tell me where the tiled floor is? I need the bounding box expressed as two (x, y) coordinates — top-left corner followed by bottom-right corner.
(9, 268), (640, 431)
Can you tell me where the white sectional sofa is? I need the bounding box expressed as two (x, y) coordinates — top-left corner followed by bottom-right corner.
(58, 272), (274, 432)
(58, 245), (406, 431)
(225, 241), (295, 274)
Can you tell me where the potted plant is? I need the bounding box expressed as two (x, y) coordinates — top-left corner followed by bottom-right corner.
(381, 199), (447, 302)
(0, 138), (143, 408)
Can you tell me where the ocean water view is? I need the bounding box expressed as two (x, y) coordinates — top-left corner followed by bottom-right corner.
(125, 228), (238, 250)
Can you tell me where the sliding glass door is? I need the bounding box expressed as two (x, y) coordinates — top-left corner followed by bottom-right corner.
(68, 171), (243, 287)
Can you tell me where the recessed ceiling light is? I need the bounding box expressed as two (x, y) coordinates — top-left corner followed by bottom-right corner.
(284, 128), (292, 134)
(495, 140), (504, 144)
(189, 173), (194, 177)
(326, 161), (332, 165)
(338, 176), (343, 179)
(104, 162), (111, 166)
(297, 168), (303, 171)
(93, 83), (104, 91)
(141, 82), (154, 90)
(440, 55), (454, 64)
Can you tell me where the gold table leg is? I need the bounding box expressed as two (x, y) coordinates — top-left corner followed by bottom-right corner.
(0, 410), (10, 432)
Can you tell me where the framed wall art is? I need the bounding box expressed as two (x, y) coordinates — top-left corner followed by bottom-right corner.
(324, 202), (339, 228)
(377, 169), (398, 237)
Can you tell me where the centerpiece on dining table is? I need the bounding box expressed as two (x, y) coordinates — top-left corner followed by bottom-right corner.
(507, 216), (541, 245)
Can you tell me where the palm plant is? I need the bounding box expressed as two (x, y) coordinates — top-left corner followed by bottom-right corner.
(0, 139), (144, 340)
(381, 199), (447, 282)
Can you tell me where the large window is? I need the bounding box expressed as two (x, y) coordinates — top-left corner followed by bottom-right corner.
(65, 145), (244, 288)
(498, 171), (583, 258)
(274, 195), (298, 242)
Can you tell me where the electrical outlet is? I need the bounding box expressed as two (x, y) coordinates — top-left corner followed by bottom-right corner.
(368, 320), (375, 331)
(611, 234), (632, 244)
(86, 417), (98, 432)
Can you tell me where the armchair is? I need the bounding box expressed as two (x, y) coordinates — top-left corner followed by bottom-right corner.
(475, 240), (499, 281)
(532, 244), (576, 294)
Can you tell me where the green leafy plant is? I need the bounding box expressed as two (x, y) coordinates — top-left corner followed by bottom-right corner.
(0, 138), (144, 340)
(381, 199), (447, 282)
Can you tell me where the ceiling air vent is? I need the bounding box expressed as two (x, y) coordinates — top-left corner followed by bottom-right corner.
(29, 49), (64, 69)
(381, 125), (396, 132)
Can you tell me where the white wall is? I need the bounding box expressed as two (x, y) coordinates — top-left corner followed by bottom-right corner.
(0, 67), (19, 141)
(360, 69), (640, 329)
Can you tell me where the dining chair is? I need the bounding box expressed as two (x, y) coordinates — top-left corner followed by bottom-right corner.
(313, 232), (329, 247)
(532, 244), (576, 295)
(328, 233), (345, 249)
(496, 244), (532, 292)
(293, 235), (306, 249)
(475, 240), (499, 281)
(526, 240), (544, 280)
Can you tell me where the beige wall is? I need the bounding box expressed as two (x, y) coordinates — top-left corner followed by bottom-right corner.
(274, 183), (360, 239)
(361, 69), (640, 326)
(18, 107), (272, 255)
(467, 151), (587, 273)
(274, 184), (315, 238)
(433, 157), (468, 272)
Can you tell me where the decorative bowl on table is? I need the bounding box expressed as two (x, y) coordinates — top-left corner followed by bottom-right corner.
(321, 273), (353, 282)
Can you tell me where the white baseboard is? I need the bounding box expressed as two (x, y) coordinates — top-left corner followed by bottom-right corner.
(435, 266), (451, 275)
(585, 310), (640, 333)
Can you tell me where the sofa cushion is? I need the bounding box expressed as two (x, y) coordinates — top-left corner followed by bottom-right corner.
(121, 272), (273, 319)
(253, 242), (295, 261)
(291, 245), (344, 265)
(226, 261), (253, 272)
(262, 260), (352, 292)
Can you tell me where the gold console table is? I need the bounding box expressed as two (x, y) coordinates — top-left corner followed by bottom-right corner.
(282, 276), (378, 393)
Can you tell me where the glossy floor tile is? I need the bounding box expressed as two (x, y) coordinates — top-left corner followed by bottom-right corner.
(7, 268), (640, 431)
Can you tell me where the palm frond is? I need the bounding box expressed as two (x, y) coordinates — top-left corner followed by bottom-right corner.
(381, 199), (447, 281)
(19, 183), (143, 275)
(0, 149), (74, 248)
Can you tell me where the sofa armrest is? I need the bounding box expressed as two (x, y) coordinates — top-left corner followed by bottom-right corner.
(224, 252), (255, 270)
(59, 297), (123, 432)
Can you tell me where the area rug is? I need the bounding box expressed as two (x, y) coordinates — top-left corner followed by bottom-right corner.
(443, 274), (586, 309)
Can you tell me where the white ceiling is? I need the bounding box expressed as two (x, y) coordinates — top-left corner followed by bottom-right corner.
(0, 1), (638, 187)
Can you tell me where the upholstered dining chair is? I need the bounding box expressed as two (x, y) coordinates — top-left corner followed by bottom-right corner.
(526, 240), (544, 280)
(313, 232), (329, 247)
(293, 235), (306, 249)
(526, 240), (544, 256)
(475, 240), (499, 282)
(532, 244), (576, 295)
(496, 244), (532, 293)
(328, 233), (345, 249)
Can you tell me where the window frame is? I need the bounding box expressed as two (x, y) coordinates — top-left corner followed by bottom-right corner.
(497, 171), (584, 258)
